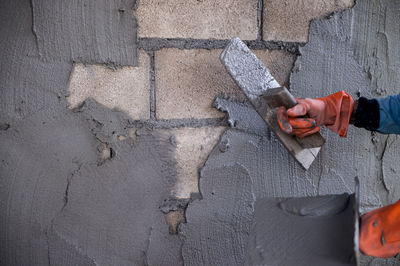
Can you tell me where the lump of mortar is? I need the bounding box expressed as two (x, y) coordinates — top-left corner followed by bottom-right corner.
(214, 97), (268, 136)
(246, 194), (357, 266)
(278, 193), (350, 216)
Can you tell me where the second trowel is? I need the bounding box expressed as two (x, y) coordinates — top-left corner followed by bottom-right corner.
(220, 37), (325, 170)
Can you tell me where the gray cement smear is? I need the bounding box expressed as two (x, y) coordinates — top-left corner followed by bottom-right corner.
(213, 97), (269, 137)
(290, 3), (400, 264)
(180, 164), (255, 266)
(246, 194), (356, 266)
(0, 0), (183, 265)
(32, 0), (138, 67)
(181, 0), (400, 265)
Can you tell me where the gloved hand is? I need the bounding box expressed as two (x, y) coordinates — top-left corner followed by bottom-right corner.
(276, 91), (354, 138)
(359, 200), (400, 258)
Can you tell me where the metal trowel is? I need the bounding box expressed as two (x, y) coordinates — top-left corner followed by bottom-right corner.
(220, 37), (325, 170)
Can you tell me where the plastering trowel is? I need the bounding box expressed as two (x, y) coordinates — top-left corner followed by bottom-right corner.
(220, 37), (325, 170)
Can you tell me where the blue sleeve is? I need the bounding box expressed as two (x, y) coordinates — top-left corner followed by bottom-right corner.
(377, 94), (400, 134)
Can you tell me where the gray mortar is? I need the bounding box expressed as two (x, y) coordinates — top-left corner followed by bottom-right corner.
(180, 164), (255, 266)
(214, 97), (269, 137)
(257, 0), (263, 41)
(246, 194), (356, 265)
(31, 0), (138, 67)
(180, 0), (400, 265)
(0, 0), (183, 265)
(138, 38), (301, 54)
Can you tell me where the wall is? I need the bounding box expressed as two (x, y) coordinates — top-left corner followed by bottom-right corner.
(2, 0), (399, 265)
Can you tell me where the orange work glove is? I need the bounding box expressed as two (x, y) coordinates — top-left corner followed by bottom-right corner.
(359, 200), (400, 258)
(276, 91), (354, 138)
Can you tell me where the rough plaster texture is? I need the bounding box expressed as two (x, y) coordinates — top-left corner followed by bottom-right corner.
(180, 0), (400, 265)
(136, 0), (258, 39)
(50, 129), (180, 266)
(32, 0), (138, 66)
(168, 127), (226, 198)
(155, 48), (294, 119)
(0, 0), (184, 265)
(263, 0), (354, 42)
(67, 50), (150, 120)
(289, 0), (400, 217)
(246, 194), (356, 265)
(180, 164), (255, 266)
(3, 0), (400, 265)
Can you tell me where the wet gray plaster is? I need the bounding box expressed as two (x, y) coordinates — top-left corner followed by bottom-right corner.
(50, 129), (180, 266)
(32, 0), (138, 67)
(180, 164), (255, 266)
(289, 0), (400, 214)
(0, 0), (183, 265)
(181, 0), (400, 264)
(246, 194), (356, 266)
(213, 97), (269, 137)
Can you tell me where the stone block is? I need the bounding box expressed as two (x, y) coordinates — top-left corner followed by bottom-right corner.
(155, 48), (295, 119)
(67, 50), (150, 120)
(136, 0), (257, 39)
(169, 127), (226, 198)
(263, 0), (355, 42)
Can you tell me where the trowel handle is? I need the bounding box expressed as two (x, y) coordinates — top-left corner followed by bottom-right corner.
(262, 87), (297, 109)
(262, 86), (325, 149)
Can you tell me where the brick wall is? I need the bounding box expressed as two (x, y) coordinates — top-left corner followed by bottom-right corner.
(68, 0), (354, 199)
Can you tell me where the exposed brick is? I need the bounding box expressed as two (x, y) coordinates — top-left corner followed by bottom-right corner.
(336, 0), (355, 9)
(155, 49), (295, 119)
(67, 50), (150, 120)
(135, 0), (257, 39)
(263, 0), (355, 42)
(165, 210), (185, 235)
(169, 127), (226, 198)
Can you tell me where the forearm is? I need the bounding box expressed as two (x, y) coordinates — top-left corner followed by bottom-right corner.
(350, 94), (400, 134)
(349, 97), (380, 131)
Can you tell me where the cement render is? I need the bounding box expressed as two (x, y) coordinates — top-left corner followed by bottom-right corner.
(181, 0), (400, 265)
(32, 0), (138, 67)
(0, 0), (183, 265)
(246, 194), (356, 265)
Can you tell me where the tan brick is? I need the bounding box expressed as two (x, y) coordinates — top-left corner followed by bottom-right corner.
(336, 0), (355, 9)
(169, 127), (225, 198)
(155, 48), (295, 119)
(263, 0), (355, 42)
(136, 0), (257, 39)
(165, 210), (185, 235)
(67, 50), (150, 120)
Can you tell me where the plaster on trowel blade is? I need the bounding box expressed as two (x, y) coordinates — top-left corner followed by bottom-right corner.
(219, 37), (325, 170)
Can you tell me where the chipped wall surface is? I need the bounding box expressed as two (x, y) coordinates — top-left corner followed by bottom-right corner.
(2, 0), (400, 265)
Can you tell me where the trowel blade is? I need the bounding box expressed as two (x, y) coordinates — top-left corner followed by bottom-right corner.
(220, 37), (325, 170)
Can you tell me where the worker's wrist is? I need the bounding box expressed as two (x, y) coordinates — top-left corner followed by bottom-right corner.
(349, 100), (358, 125)
(351, 97), (380, 131)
